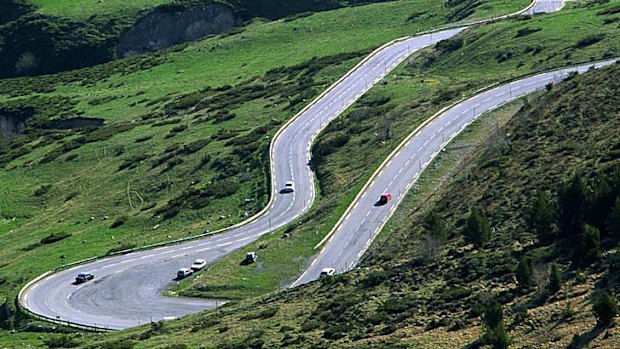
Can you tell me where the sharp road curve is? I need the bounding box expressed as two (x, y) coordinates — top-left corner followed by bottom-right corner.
(21, 0), (581, 330)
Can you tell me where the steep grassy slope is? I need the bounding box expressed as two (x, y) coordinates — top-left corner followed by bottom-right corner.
(65, 38), (620, 349)
(177, 0), (620, 300)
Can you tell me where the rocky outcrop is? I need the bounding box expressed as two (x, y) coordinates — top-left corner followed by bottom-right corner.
(0, 107), (34, 140)
(117, 4), (240, 57)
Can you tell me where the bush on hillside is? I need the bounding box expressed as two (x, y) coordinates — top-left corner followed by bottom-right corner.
(464, 206), (491, 248)
(592, 291), (618, 327)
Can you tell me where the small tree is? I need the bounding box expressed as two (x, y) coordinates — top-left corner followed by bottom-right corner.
(515, 256), (533, 288)
(464, 206), (491, 248)
(527, 190), (557, 243)
(578, 224), (601, 266)
(592, 291), (618, 327)
(419, 211), (447, 262)
(482, 300), (511, 349)
(547, 263), (562, 294)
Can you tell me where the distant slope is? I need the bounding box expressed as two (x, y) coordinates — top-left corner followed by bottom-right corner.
(0, 0), (387, 78)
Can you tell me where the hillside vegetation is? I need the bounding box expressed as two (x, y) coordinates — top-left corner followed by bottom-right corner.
(68, 39), (620, 349)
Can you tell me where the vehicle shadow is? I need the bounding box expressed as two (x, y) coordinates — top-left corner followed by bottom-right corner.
(374, 201), (387, 207)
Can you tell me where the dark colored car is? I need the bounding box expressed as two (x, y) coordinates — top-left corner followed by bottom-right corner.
(75, 272), (94, 283)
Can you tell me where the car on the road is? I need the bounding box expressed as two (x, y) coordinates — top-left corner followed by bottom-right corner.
(190, 259), (207, 271)
(377, 193), (392, 205)
(177, 268), (193, 279)
(75, 272), (94, 283)
(319, 268), (336, 278)
(245, 252), (258, 264)
(280, 181), (295, 193)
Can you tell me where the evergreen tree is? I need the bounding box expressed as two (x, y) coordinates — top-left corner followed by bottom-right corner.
(558, 174), (587, 238)
(547, 263), (562, 294)
(608, 196), (620, 237)
(464, 206), (491, 248)
(527, 190), (557, 243)
(578, 224), (601, 265)
(515, 256), (533, 288)
(424, 211), (447, 243)
(592, 291), (618, 327)
(482, 300), (511, 349)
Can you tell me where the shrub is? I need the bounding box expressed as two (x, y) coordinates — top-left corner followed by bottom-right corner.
(300, 320), (320, 332)
(515, 27), (542, 38)
(592, 291), (618, 327)
(436, 36), (463, 54)
(107, 243), (137, 255)
(464, 206), (491, 248)
(110, 216), (127, 229)
(43, 334), (80, 348)
(41, 232), (71, 244)
(575, 34), (605, 48)
(33, 184), (52, 196)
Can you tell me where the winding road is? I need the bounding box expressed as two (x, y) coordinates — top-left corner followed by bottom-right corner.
(20, 0), (580, 330)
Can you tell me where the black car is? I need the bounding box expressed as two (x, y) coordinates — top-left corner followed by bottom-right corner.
(75, 272), (94, 283)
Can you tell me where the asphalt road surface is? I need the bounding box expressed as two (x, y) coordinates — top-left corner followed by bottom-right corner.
(20, 0), (575, 330)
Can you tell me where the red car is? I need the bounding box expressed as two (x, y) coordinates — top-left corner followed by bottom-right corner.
(378, 193), (392, 205)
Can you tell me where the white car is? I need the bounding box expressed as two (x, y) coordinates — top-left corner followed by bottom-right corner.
(190, 259), (207, 271)
(281, 181), (295, 193)
(319, 268), (336, 278)
(177, 268), (193, 279)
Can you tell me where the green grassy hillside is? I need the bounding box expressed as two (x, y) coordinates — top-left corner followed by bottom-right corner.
(61, 32), (620, 349)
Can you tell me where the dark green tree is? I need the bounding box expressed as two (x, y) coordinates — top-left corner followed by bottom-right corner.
(464, 206), (491, 248)
(608, 196), (620, 237)
(592, 291), (618, 327)
(547, 263), (561, 294)
(527, 190), (557, 243)
(577, 224), (601, 265)
(558, 174), (587, 238)
(515, 256), (533, 288)
(419, 211), (448, 262)
(482, 300), (511, 349)
(424, 211), (447, 243)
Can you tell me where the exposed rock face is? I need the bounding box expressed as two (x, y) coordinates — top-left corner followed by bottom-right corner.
(117, 4), (239, 57)
(0, 107), (34, 140)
